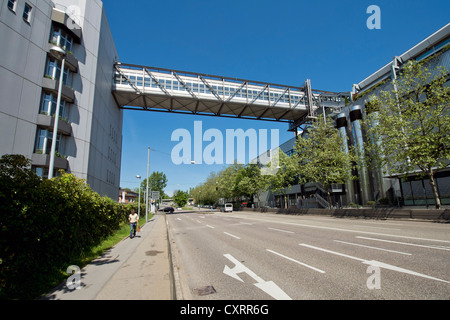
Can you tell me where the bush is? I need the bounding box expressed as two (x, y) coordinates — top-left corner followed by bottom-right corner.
(0, 154), (130, 299)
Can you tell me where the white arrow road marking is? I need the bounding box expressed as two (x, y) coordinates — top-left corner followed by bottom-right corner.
(300, 243), (450, 284)
(223, 253), (292, 300)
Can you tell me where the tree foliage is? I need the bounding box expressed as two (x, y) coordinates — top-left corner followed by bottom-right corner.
(173, 190), (189, 207)
(140, 171), (168, 199)
(0, 154), (135, 299)
(268, 150), (298, 208)
(366, 60), (450, 208)
(294, 116), (357, 206)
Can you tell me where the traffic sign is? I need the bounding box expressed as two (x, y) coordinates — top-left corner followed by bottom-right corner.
(151, 191), (160, 200)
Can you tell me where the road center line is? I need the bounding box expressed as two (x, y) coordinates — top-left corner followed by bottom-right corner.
(266, 249), (325, 273)
(333, 240), (411, 255)
(224, 232), (240, 239)
(268, 227), (294, 234)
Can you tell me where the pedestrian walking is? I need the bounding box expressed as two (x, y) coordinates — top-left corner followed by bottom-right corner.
(128, 209), (139, 238)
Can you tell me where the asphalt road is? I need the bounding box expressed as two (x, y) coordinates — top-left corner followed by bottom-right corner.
(167, 210), (450, 300)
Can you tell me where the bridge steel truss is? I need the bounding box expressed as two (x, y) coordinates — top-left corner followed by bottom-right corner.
(112, 62), (349, 130)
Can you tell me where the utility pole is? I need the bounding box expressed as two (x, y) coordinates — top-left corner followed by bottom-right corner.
(146, 147), (150, 222)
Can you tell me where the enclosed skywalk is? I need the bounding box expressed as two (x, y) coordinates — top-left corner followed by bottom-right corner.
(112, 63), (349, 129)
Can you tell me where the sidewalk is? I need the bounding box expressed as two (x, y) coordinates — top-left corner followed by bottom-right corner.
(44, 214), (172, 300)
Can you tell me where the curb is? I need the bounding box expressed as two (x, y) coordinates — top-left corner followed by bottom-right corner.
(165, 214), (193, 300)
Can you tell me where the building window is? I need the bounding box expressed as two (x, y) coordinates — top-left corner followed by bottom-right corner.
(7, 0), (16, 12)
(50, 26), (74, 52)
(40, 92), (67, 118)
(45, 58), (71, 86)
(23, 3), (32, 22)
(34, 128), (64, 155)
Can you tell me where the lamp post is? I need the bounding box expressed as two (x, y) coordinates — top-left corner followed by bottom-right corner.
(145, 147), (150, 222)
(136, 175), (141, 219)
(48, 45), (66, 179)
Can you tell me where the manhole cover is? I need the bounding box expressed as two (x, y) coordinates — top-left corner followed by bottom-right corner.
(193, 285), (216, 296)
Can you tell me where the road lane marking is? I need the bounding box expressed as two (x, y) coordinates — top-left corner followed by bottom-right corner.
(299, 243), (365, 262)
(266, 249), (325, 273)
(268, 227), (294, 234)
(299, 243), (450, 284)
(230, 215), (450, 243)
(223, 253), (292, 300)
(356, 236), (450, 251)
(206, 224), (215, 229)
(333, 240), (411, 255)
(224, 232), (240, 239)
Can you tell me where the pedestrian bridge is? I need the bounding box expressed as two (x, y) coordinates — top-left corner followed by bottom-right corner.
(112, 63), (349, 130)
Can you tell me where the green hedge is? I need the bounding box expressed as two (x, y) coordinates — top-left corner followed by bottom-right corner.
(0, 154), (135, 299)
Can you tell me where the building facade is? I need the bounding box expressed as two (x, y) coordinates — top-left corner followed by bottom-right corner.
(259, 23), (450, 209)
(0, 0), (122, 199)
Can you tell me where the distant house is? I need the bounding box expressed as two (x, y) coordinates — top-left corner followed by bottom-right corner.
(119, 188), (139, 203)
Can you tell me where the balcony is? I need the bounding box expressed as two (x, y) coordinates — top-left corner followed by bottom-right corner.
(36, 113), (72, 136)
(51, 8), (82, 43)
(47, 43), (78, 72)
(31, 153), (68, 170)
(41, 77), (75, 103)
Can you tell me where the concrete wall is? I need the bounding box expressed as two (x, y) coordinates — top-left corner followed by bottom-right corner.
(0, 0), (122, 199)
(0, 0), (53, 158)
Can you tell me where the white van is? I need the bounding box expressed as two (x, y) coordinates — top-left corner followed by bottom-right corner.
(224, 203), (233, 212)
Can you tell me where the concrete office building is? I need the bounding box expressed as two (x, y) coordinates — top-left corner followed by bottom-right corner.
(258, 23), (450, 209)
(0, 0), (122, 199)
(344, 23), (450, 207)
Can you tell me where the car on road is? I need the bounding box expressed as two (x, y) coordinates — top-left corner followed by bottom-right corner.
(224, 203), (233, 212)
(161, 206), (175, 213)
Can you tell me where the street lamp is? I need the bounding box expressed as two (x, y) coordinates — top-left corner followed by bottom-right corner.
(136, 175), (141, 219)
(145, 147), (150, 222)
(48, 45), (66, 179)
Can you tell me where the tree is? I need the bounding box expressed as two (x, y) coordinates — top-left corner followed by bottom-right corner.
(216, 162), (244, 202)
(174, 190), (189, 207)
(235, 163), (270, 207)
(269, 150), (298, 208)
(294, 116), (356, 207)
(141, 171), (168, 199)
(366, 60), (449, 209)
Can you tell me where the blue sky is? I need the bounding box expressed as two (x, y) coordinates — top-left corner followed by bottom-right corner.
(103, 0), (450, 196)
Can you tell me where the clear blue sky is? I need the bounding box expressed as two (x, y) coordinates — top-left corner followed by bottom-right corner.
(103, 0), (450, 196)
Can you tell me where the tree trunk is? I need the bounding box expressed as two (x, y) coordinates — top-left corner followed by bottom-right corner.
(428, 171), (441, 209)
(327, 190), (333, 209)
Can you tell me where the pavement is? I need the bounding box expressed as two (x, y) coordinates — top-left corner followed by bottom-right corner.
(44, 213), (183, 300)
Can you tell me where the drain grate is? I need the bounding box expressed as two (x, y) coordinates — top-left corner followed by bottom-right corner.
(192, 285), (216, 296)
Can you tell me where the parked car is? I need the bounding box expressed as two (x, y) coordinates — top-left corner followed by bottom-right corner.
(161, 206), (174, 213)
